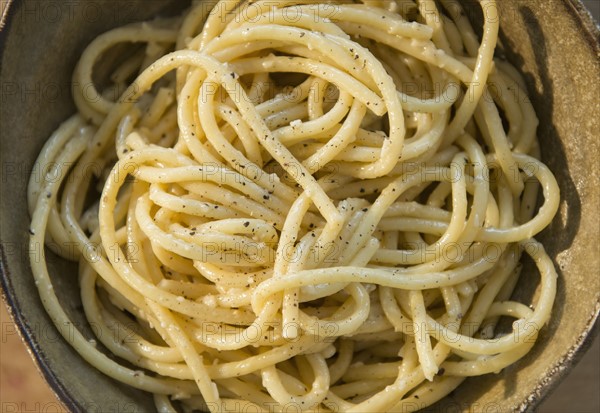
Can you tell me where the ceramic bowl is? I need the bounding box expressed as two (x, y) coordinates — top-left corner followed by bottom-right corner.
(0, 1), (598, 411)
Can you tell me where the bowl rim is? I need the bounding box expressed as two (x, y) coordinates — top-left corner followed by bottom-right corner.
(0, 1), (87, 410)
(0, 0), (598, 412)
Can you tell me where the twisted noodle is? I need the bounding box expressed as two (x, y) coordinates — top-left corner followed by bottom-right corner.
(28, 1), (559, 412)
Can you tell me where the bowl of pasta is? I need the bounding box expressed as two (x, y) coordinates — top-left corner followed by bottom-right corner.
(0, 0), (598, 412)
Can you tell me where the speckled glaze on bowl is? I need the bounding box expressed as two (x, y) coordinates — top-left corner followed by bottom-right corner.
(0, 1), (598, 412)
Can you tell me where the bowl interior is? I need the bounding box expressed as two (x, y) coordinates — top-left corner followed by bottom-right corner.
(1, 1), (599, 411)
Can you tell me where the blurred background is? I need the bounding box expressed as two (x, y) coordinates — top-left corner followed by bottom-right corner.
(1, 1), (599, 412)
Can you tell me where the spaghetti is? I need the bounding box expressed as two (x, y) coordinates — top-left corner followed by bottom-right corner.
(28, 1), (560, 412)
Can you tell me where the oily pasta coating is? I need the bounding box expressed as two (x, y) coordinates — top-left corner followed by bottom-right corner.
(28, 1), (559, 412)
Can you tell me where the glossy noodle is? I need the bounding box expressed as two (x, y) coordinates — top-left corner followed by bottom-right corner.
(28, 1), (559, 411)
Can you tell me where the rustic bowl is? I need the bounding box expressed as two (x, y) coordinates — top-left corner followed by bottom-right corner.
(0, 1), (598, 412)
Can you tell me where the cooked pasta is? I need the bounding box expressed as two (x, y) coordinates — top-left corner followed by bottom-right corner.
(28, 0), (559, 412)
